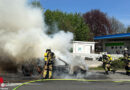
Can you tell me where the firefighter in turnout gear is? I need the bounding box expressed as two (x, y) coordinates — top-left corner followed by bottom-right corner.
(47, 52), (55, 79)
(101, 54), (115, 75)
(43, 49), (55, 79)
(125, 56), (130, 76)
(123, 48), (130, 76)
(124, 48), (129, 60)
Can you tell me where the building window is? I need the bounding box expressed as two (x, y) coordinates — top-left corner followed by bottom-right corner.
(78, 47), (82, 51)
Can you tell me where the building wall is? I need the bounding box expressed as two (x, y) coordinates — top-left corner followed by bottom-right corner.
(73, 41), (95, 54)
(103, 40), (130, 54)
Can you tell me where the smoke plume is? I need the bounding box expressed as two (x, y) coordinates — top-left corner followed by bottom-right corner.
(0, 0), (87, 74)
(0, 0), (73, 69)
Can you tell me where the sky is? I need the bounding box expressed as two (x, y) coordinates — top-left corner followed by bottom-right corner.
(36, 0), (130, 27)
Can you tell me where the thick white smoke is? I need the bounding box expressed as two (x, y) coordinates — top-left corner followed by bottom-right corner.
(0, 0), (88, 75)
(0, 0), (73, 64)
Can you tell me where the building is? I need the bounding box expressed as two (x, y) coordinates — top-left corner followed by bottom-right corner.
(94, 33), (130, 54)
(73, 41), (96, 54)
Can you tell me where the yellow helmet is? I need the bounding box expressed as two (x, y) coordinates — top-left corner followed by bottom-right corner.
(107, 54), (112, 61)
(107, 54), (111, 57)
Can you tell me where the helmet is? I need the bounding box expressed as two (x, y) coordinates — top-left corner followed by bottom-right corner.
(107, 54), (111, 57)
(124, 48), (128, 50)
(46, 49), (51, 52)
(102, 52), (107, 55)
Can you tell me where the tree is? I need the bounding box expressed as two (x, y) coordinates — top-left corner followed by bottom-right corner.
(127, 26), (130, 33)
(108, 17), (126, 34)
(83, 9), (112, 36)
(44, 10), (91, 41)
(73, 14), (91, 41)
(30, 0), (43, 9)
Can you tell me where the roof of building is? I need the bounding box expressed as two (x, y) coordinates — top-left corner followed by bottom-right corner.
(73, 41), (96, 44)
(94, 33), (130, 40)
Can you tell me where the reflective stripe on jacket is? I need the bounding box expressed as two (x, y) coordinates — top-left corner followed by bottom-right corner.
(44, 53), (48, 61)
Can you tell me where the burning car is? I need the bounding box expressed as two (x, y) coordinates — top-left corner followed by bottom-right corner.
(21, 57), (87, 77)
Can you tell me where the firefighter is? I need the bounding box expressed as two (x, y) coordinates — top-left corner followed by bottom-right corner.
(123, 48), (130, 76)
(43, 49), (51, 79)
(124, 48), (128, 60)
(102, 54), (115, 75)
(47, 52), (55, 79)
(43, 49), (55, 79)
(125, 55), (130, 76)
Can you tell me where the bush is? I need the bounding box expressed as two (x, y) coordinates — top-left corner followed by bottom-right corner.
(90, 57), (127, 70)
(111, 57), (126, 69)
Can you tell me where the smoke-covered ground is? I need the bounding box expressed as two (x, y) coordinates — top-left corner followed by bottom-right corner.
(0, 0), (87, 73)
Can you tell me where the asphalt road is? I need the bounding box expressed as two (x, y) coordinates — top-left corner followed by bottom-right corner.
(8, 80), (130, 90)
(1, 70), (130, 90)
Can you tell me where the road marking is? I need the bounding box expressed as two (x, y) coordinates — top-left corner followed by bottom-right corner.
(13, 79), (130, 90)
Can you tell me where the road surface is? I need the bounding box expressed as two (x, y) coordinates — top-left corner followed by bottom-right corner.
(7, 80), (130, 90)
(1, 70), (130, 90)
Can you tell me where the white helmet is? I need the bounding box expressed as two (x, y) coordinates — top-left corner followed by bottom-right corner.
(124, 48), (128, 50)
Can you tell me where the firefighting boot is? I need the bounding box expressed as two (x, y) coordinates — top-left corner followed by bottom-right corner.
(105, 71), (109, 75)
